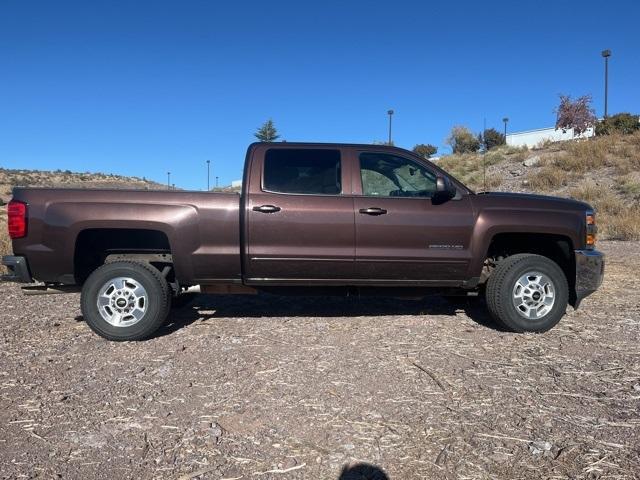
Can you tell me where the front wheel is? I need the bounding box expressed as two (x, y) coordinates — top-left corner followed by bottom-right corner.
(485, 254), (568, 332)
(81, 261), (171, 341)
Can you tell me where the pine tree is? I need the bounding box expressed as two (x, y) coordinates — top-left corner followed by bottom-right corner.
(254, 119), (280, 142)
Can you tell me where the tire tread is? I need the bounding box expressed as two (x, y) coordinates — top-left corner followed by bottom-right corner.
(81, 261), (171, 341)
(486, 254), (568, 333)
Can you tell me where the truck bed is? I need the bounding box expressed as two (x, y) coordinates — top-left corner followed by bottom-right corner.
(10, 187), (242, 285)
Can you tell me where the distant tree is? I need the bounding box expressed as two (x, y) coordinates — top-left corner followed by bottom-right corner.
(554, 94), (597, 135)
(596, 112), (640, 136)
(254, 119), (280, 142)
(372, 140), (395, 146)
(446, 126), (481, 154)
(480, 128), (506, 150)
(412, 144), (438, 158)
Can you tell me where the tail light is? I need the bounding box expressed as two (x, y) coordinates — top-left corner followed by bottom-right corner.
(585, 211), (596, 248)
(8, 200), (27, 239)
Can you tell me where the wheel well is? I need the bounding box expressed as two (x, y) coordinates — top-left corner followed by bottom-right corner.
(74, 228), (172, 284)
(485, 233), (576, 303)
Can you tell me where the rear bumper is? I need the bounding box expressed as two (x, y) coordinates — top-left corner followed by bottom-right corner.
(1, 256), (33, 283)
(573, 249), (604, 308)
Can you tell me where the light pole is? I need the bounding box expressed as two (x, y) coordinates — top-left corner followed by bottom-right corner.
(167, 171), (171, 190)
(206, 160), (210, 191)
(387, 109), (394, 145)
(502, 117), (509, 139)
(601, 49), (611, 118)
(215, 176), (219, 188)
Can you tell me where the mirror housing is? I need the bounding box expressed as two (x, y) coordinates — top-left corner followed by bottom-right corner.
(435, 176), (456, 200)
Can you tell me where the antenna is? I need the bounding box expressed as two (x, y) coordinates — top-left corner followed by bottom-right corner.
(483, 117), (487, 192)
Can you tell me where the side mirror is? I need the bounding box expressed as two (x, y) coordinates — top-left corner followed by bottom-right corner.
(435, 176), (456, 200)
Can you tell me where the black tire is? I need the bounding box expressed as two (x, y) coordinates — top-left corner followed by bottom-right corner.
(81, 261), (171, 341)
(486, 254), (568, 333)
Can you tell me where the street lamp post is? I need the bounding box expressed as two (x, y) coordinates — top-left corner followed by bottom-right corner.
(167, 172), (171, 190)
(502, 117), (509, 139)
(215, 176), (219, 188)
(601, 49), (611, 118)
(206, 160), (210, 191)
(387, 109), (394, 145)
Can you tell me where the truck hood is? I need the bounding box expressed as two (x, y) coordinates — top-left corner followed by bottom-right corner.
(474, 191), (592, 212)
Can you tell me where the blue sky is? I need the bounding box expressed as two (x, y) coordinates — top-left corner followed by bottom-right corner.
(1, 0), (639, 190)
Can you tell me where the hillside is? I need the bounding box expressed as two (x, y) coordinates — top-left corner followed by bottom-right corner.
(0, 168), (166, 203)
(436, 131), (640, 240)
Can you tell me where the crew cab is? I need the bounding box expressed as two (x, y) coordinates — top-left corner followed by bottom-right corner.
(3, 142), (604, 340)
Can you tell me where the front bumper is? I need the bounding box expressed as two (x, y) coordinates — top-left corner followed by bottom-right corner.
(573, 249), (604, 308)
(1, 256), (33, 283)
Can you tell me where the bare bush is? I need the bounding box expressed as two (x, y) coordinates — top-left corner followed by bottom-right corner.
(527, 166), (571, 191)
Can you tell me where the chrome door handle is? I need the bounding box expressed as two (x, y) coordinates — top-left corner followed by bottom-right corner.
(359, 207), (387, 215)
(253, 205), (281, 213)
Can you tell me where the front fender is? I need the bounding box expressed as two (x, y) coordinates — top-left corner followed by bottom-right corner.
(468, 207), (583, 278)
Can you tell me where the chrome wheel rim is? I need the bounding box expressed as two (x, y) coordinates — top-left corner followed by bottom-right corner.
(97, 277), (148, 327)
(512, 271), (556, 320)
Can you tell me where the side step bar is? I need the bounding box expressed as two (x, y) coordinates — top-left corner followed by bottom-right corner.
(21, 285), (81, 295)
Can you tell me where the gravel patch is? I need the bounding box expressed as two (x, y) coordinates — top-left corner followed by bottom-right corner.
(1, 241), (638, 479)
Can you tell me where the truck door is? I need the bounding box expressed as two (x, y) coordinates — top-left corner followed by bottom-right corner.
(244, 146), (355, 282)
(352, 150), (475, 282)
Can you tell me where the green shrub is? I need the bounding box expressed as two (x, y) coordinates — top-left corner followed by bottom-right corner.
(480, 128), (505, 150)
(596, 113), (640, 136)
(446, 126), (480, 154)
(412, 144), (437, 158)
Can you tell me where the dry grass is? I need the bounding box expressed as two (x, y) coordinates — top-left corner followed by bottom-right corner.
(547, 132), (640, 174)
(436, 133), (640, 241)
(618, 175), (640, 199)
(0, 207), (9, 275)
(438, 149), (508, 190)
(0, 232), (8, 257)
(603, 207), (640, 240)
(527, 165), (571, 191)
(569, 180), (640, 240)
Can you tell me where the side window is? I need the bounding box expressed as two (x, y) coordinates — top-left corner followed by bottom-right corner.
(360, 152), (437, 197)
(263, 149), (342, 195)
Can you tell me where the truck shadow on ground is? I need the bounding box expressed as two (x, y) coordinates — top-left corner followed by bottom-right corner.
(156, 292), (505, 338)
(338, 462), (389, 480)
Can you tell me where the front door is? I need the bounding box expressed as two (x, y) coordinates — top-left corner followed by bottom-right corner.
(353, 151), (475, 282)
(245, 146), (355, 282)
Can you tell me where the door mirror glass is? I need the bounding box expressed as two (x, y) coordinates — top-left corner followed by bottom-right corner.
(435, 176), (456, 200)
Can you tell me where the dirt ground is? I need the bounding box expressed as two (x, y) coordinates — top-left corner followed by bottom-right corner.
(1, 241), (638, 480)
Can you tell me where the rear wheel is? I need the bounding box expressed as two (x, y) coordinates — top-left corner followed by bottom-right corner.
(81, 261), (171, 341)
(486, 254), (568, 332)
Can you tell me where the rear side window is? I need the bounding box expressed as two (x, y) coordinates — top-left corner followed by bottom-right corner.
(263, 149), (342, 195)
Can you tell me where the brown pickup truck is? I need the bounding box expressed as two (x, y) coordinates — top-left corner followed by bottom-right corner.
(3, 142), (604, 340)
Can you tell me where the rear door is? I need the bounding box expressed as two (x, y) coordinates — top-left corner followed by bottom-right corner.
(244, 145), (355, 282)
(352, 150), (475, 282)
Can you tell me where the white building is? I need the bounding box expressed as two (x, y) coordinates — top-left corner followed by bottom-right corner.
(506, 125), (595, 149)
